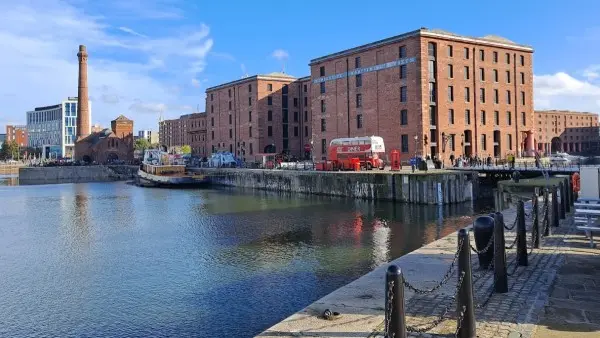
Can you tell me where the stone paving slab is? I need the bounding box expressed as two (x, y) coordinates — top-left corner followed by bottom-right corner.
(257, 197), (580, 338)
(533, 228), (600, 337)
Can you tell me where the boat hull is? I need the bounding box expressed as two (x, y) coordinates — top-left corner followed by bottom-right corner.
(136, 169), (210, 188)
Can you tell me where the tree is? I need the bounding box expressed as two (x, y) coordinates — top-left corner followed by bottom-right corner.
(1, 141), (19, 160)
(134, 138), (150, 151)
(181, 145), (192, 154)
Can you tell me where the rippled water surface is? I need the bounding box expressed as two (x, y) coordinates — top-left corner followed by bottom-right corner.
(0, 180), (484, 337)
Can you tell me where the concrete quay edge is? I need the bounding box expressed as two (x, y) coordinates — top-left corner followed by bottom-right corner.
(256, 203), (523, 338)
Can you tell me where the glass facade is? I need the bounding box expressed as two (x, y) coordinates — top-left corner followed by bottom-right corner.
(64, 102), (77, 145)
(26, 99), (89, 158)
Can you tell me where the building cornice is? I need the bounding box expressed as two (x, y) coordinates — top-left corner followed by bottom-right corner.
(309, 28), (533, 65)
(205, 75), (298, 92)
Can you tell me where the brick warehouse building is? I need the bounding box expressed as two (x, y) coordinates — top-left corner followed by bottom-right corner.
(159, 112), (207, 157)
(534, 110), (600, 154)
(205, 73), (312, 160)
(309, 28), (535, 162)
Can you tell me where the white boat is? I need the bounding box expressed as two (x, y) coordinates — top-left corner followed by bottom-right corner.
(136, 149), (210, 187)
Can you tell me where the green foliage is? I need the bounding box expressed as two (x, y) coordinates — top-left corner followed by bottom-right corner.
(1, 141), (19, 160)
(181, 145), (192, 154)
(134, 138), (151, 151)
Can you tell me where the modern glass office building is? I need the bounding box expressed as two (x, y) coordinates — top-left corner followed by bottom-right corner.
(26, 97), (92, 159)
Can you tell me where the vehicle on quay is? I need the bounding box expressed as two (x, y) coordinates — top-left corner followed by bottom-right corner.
(326, 136), (386, 170)
(548, 155), (572, 165)
(136, 149), (210, 187)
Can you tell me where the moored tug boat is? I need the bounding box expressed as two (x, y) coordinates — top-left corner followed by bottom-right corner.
(136, 149), (209, 187)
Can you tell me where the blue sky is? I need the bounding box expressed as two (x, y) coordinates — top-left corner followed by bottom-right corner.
(1, 0), (599, 132)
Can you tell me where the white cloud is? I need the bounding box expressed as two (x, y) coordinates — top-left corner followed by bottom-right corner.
(191, 78), (200, 87)
(0, 0), (212, 131)
(118, 26), (148, 38)
(534, 72), (600, 112)
(582, 65), (600, 81)
(271, 49), (289, 61)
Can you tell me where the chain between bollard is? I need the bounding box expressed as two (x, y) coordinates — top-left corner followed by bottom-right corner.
(406, 271), (467, 334)
(454, 305), (467, 338)
(403, 238), (463, 295)
(505, 235), (518, 249)
(470, 232), (494, 254)
(385, 279), (395, 338)
(504, 217), (518, 231)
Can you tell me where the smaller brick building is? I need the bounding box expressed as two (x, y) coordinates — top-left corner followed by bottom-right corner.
(75, 115), (134, 163)
(158, 112), (207, 157)
(205, 73), (312, 160)
(186, 113), (207, 157)
(535, 110), (600, 154)
(6, 125), (28, 148)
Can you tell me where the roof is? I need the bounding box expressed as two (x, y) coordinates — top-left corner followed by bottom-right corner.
(112, 114), (132, 121)
(76, 128), (116, 146)
(310, 27), (533, 65)
(535, 110), (598, 115)
(205, 72), (299, 92)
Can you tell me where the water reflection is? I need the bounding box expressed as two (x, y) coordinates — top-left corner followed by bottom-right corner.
(0, 182), (485, 337)
(0, 174), (18, 186)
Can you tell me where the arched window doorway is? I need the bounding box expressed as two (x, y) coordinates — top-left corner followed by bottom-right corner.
(264, 144), (276, 153)
(82, 155), (92, 163)
(107, 152), (119, 162)
(550, 137), (562, 153)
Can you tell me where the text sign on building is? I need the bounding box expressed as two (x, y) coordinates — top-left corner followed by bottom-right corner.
(312, 57), (417, 84)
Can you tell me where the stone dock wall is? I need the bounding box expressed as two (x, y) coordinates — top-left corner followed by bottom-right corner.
(18, 165), (138, 185)
(258, 196), (569, 338)
(191, 168), (479, 205)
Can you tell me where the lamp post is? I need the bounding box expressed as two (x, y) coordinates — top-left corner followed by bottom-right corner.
(441, 132), (451, 168)
(460, 133), (465, 157)
(413, 135), (419, 159)
(310, 139), (314, 162)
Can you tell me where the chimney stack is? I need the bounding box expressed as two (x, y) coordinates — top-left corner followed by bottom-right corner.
(76, 45), (90, 140)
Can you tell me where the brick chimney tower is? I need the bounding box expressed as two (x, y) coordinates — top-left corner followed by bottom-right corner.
(76, 45), (91, 140)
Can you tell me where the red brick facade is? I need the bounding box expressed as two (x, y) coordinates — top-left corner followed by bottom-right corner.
(534, 110), (600, 154)
(205, 73), (311, 160)
(6, 125), (28, 147)
(75, 115), (134, 163)
(309, 28), (534, 162)
(187, 113), (207, 157)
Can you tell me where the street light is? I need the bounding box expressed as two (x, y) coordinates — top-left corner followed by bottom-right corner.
(460, 133), (465, 156)
(441, 132), (451, 167)
(413, 135), (419, 159)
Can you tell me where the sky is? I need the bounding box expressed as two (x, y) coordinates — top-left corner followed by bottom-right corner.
(1, 0), (600, 132)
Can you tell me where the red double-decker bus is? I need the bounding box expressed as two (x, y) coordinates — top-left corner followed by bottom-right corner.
(328, 136), (386, 170)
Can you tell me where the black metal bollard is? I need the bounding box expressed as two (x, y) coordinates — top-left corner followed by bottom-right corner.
(563, 178), (571, 213)
(558, 182), (566, 220)
(552, 186), (560, 228)
(532, 194), (540, 248)
(385, 265), (406, 338)
(457, 229), (476, 338)
(493, 212), (508, 293)
(473, 216), (495, 269)
(543, 189), (551, 236)
(516, 200), (528, 266)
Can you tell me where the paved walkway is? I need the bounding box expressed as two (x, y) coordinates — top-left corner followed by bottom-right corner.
(258, 198), (600, 338)
(534, 228), (600, 337)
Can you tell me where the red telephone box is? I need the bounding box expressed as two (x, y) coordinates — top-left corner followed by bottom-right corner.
(390, 149), (400, 171)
